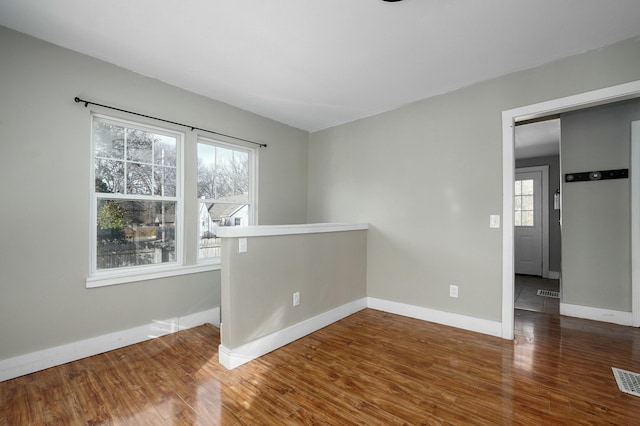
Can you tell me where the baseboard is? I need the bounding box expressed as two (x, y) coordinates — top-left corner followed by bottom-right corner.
(547, 270), (561, 280)
(219, 298), (367, 370)
(366, 297), (503, 338)
(560, 303), (632, 326)
(0, 307), (220, 382)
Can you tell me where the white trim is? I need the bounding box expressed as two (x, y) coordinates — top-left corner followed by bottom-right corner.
(632, 120), (640, 327)
(548, 270), (561, 280)
(367, 297), (502, 338)
(560, 303), (632, 326)
(0, 307), (220, 382)
(219, 298), (503, 370)
(218, 298), (367, 370)
(516, 165), (550, 278)
(502, 112), (516, 339)
(217, 222), (369, 238)
(86, 261), (220, 288)
(218, 344), (254, 370)
(502, 80), (640, 339)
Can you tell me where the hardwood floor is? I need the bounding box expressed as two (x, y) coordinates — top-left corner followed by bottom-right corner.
(2, 308), (640, 425)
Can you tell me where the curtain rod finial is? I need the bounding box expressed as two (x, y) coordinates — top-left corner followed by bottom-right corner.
(74, 97), (88, 107)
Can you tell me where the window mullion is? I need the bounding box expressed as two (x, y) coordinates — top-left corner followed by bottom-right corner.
(123, 128), (128, 195)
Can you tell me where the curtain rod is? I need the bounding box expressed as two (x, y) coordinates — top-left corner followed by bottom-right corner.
(74, 96), (267, 148)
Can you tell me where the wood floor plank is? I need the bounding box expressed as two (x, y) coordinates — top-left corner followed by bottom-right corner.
(3, 308), (640, 424)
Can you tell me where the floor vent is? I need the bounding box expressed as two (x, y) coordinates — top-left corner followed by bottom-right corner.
(536, 289), (559, 298)
(612, 368), (640, 397)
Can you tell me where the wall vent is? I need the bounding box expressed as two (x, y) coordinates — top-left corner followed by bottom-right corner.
(536, 289), (559, 298)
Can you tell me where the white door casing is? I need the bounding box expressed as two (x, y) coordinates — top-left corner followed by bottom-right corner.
(501, 80), (640, 339)
(514, 169), (544, 276)
(631, 120), (640, 327)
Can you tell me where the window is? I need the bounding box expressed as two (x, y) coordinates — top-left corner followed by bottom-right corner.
(92, 116), (182, 273)
(514, 179), (534, 226)
(197, 138), (254, 260)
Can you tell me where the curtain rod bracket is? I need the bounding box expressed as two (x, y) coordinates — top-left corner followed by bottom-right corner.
(73, 96), (267, 148)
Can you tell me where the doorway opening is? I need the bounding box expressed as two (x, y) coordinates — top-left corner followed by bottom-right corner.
(501, 80), (640, 339)
(513, 118), (560, 316)
(513, 164), (560, 315)
(514, 274), (560, 314)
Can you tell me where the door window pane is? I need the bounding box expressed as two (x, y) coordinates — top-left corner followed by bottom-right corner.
(521, 179), (534, 195)
(514, 179), (534, 227)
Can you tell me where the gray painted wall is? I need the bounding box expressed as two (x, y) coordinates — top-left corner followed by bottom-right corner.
(3, 24), (640, 365)
(0, 26), (308, 361)
(220, 230), (367, 349)
(516, 155), (562, 273)
(308, 37), (640, 322)
(560, 99), (640, 311)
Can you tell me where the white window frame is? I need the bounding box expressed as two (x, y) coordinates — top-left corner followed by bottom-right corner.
(87, 114), (189, 287)
(196, 137), (257, 263)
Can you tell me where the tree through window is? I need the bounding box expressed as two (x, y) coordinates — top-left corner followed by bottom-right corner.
(92, 116), (181, 271)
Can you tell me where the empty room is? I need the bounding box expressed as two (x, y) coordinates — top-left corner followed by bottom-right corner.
(2, 0), (640, 424)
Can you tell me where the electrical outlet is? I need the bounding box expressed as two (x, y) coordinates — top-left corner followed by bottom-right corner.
(449, 285), (459, 298)
(293, 291), (300, 307)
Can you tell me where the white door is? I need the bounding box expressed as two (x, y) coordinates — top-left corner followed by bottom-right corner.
(515, 170), (543, 275)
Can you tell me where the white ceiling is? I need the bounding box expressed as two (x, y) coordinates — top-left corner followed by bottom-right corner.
(1, 0), (640, 132)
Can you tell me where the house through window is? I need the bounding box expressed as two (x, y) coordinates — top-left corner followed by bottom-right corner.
(197, 138), (255, 260)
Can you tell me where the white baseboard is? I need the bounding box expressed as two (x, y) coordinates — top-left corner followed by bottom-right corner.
(560, 303), (632, 326)
(547, 270), (561, 280)
(0, 307), (220, 382)
(367, 297), (503, 338)
(219, 298), (367, 370)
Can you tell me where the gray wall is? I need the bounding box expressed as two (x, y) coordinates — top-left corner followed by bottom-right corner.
(220, 230), (367, 349)
(0, 26), (308, 361)
(516, 155), (562, 273)
(308, 37), (640, 322)
(560, 99), (640, 311)
(3, 25), (640, 365)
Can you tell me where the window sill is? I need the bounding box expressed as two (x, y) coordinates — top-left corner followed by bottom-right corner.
(86, 260), (221, 288)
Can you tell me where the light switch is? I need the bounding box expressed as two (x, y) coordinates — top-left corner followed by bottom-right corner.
(239, 238), (247, 253)
(489, 215), (500, 228)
